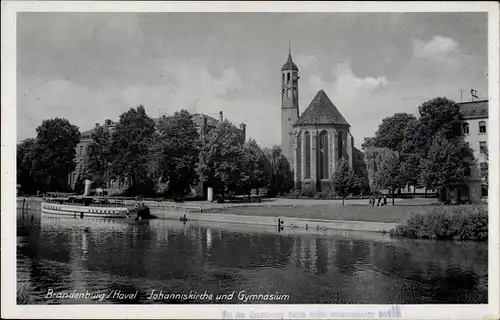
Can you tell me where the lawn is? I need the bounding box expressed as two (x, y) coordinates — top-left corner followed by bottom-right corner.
(220, 204), (488, 223)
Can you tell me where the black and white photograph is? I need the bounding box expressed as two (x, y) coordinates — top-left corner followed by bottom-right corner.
(2, 2), (499, 319)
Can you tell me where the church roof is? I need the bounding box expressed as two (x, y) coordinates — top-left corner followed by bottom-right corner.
(295, 90), (350, 126)
(281, 54), (299, 71)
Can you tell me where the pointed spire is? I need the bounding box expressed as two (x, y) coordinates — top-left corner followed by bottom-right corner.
(281, 41), (298, 71)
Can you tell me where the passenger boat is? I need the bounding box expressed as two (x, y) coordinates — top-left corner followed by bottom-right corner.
(41, 196), (150, 219)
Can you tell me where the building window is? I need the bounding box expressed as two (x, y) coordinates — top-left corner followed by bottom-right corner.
(282, 89), (285, 96)
(296, 134), (302, 179)
(462, 122), (469, 135)
(282, 73), (285, 84)
(79, 145), (84, 155)
(305, 131), (311, 179)
(479, 121), (486, 134)
(480, 141), (487, 154)
(465, 166), (471, 177)
(337, 131), (343, 160)
(287, 89), (291, 98)
(319, 131), (329, 179)
(481, 185), (488, 197)
(287, 73), (290, 82)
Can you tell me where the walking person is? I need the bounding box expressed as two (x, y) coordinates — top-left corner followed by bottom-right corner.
(383, 195), (387, 206)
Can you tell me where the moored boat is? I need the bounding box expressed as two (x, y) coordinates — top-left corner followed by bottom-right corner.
(41, 196), (150, 219)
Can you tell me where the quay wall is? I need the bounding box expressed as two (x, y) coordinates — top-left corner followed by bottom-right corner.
(149, 207), (397, 233)
(16, 197), (398, 233)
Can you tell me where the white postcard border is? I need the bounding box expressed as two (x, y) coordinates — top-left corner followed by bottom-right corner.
(2, 1), (499, 319)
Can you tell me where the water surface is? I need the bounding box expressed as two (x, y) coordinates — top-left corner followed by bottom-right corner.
(17, 209), (488, 304)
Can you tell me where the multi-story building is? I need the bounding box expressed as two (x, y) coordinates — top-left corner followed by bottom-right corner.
(68, 112), (246, 194)
(68, 119), (116, 188)
(458, 99), (488, 202)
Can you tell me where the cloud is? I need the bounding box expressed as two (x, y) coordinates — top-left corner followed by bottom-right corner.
(17, 63), (249, 143)
(304, 60), (389, 97)
(295, 54), (319, 71)
(412, 35), (459, 63)
(334, 61), (389, 93)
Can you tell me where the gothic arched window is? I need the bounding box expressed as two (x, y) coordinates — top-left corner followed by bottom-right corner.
(479, 121), (486, 134)
(296, 133), (302, 179)
(319, 130), (329, 179)
(337, 131), (343, 160)
(287, 73), (291, 82)
(305, 131), (311, 179)
(462, 122), (469, 135)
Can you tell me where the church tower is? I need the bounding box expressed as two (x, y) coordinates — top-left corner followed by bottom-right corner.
(281, 45), (300, 171)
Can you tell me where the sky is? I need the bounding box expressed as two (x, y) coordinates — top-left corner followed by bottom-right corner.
(17, 12), (488, 149)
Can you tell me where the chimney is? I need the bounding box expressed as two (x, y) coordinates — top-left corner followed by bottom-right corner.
(239, 123), (246, 143)
(219, 111), (223, 123)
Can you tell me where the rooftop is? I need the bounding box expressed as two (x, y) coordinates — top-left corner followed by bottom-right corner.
(458, 100), (488, 119)
(295, 90), (350, 126)
(281, 53), (299, 71)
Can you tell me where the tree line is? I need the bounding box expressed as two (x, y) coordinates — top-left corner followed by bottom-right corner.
(362, 97), (477, 204)
(17, 106), (294, 200)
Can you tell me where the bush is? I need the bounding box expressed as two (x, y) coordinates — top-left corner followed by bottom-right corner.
(390, 206), (488, 241)
(301, 185), (316, 198)
(284, 189), (301, 199)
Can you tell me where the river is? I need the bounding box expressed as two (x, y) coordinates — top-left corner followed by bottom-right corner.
(16, 209), (488, 304)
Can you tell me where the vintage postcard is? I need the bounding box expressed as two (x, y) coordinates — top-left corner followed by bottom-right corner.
(1, 1), (499, 319)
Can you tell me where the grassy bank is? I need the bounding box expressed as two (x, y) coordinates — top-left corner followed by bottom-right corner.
(390, 206), (488, 241)
(219, 204), (484, 223)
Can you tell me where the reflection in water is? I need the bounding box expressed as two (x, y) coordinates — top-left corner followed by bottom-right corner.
(206, 228), (212, 250)
(16, 209), (488, 304)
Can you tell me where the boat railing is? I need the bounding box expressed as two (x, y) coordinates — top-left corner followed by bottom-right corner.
(43, 198), (139, 208)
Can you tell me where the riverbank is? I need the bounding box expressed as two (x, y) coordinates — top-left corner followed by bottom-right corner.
(17, 197), (487, 234)
(149, 208), (399, 233)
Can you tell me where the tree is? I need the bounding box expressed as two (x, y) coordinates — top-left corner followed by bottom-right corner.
(109, 105), (157, 196)
(332, 157), (360, 205)
(17, 138), (37, 194)
(419, 132), (475, 202)
(352, 147), (369, 195)
(33, 118), (80, 192)
(197, 120), (246, 202)
(73, 176), (85, 195)
(263, 146), (293, 197)
(86, 126), (112, 188)
(364, 147), (397, 194)
(156, 110), (200, 201)
(409, 97), (463, 157)
(481, 147), (488, 187)
(364, 113), (418, 153)
(400, 153), (421, 195)
(374, 151), (404, 205)
(241, 139), (272, 195)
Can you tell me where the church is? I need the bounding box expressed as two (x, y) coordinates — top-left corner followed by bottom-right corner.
(280, 49), (354, 192)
